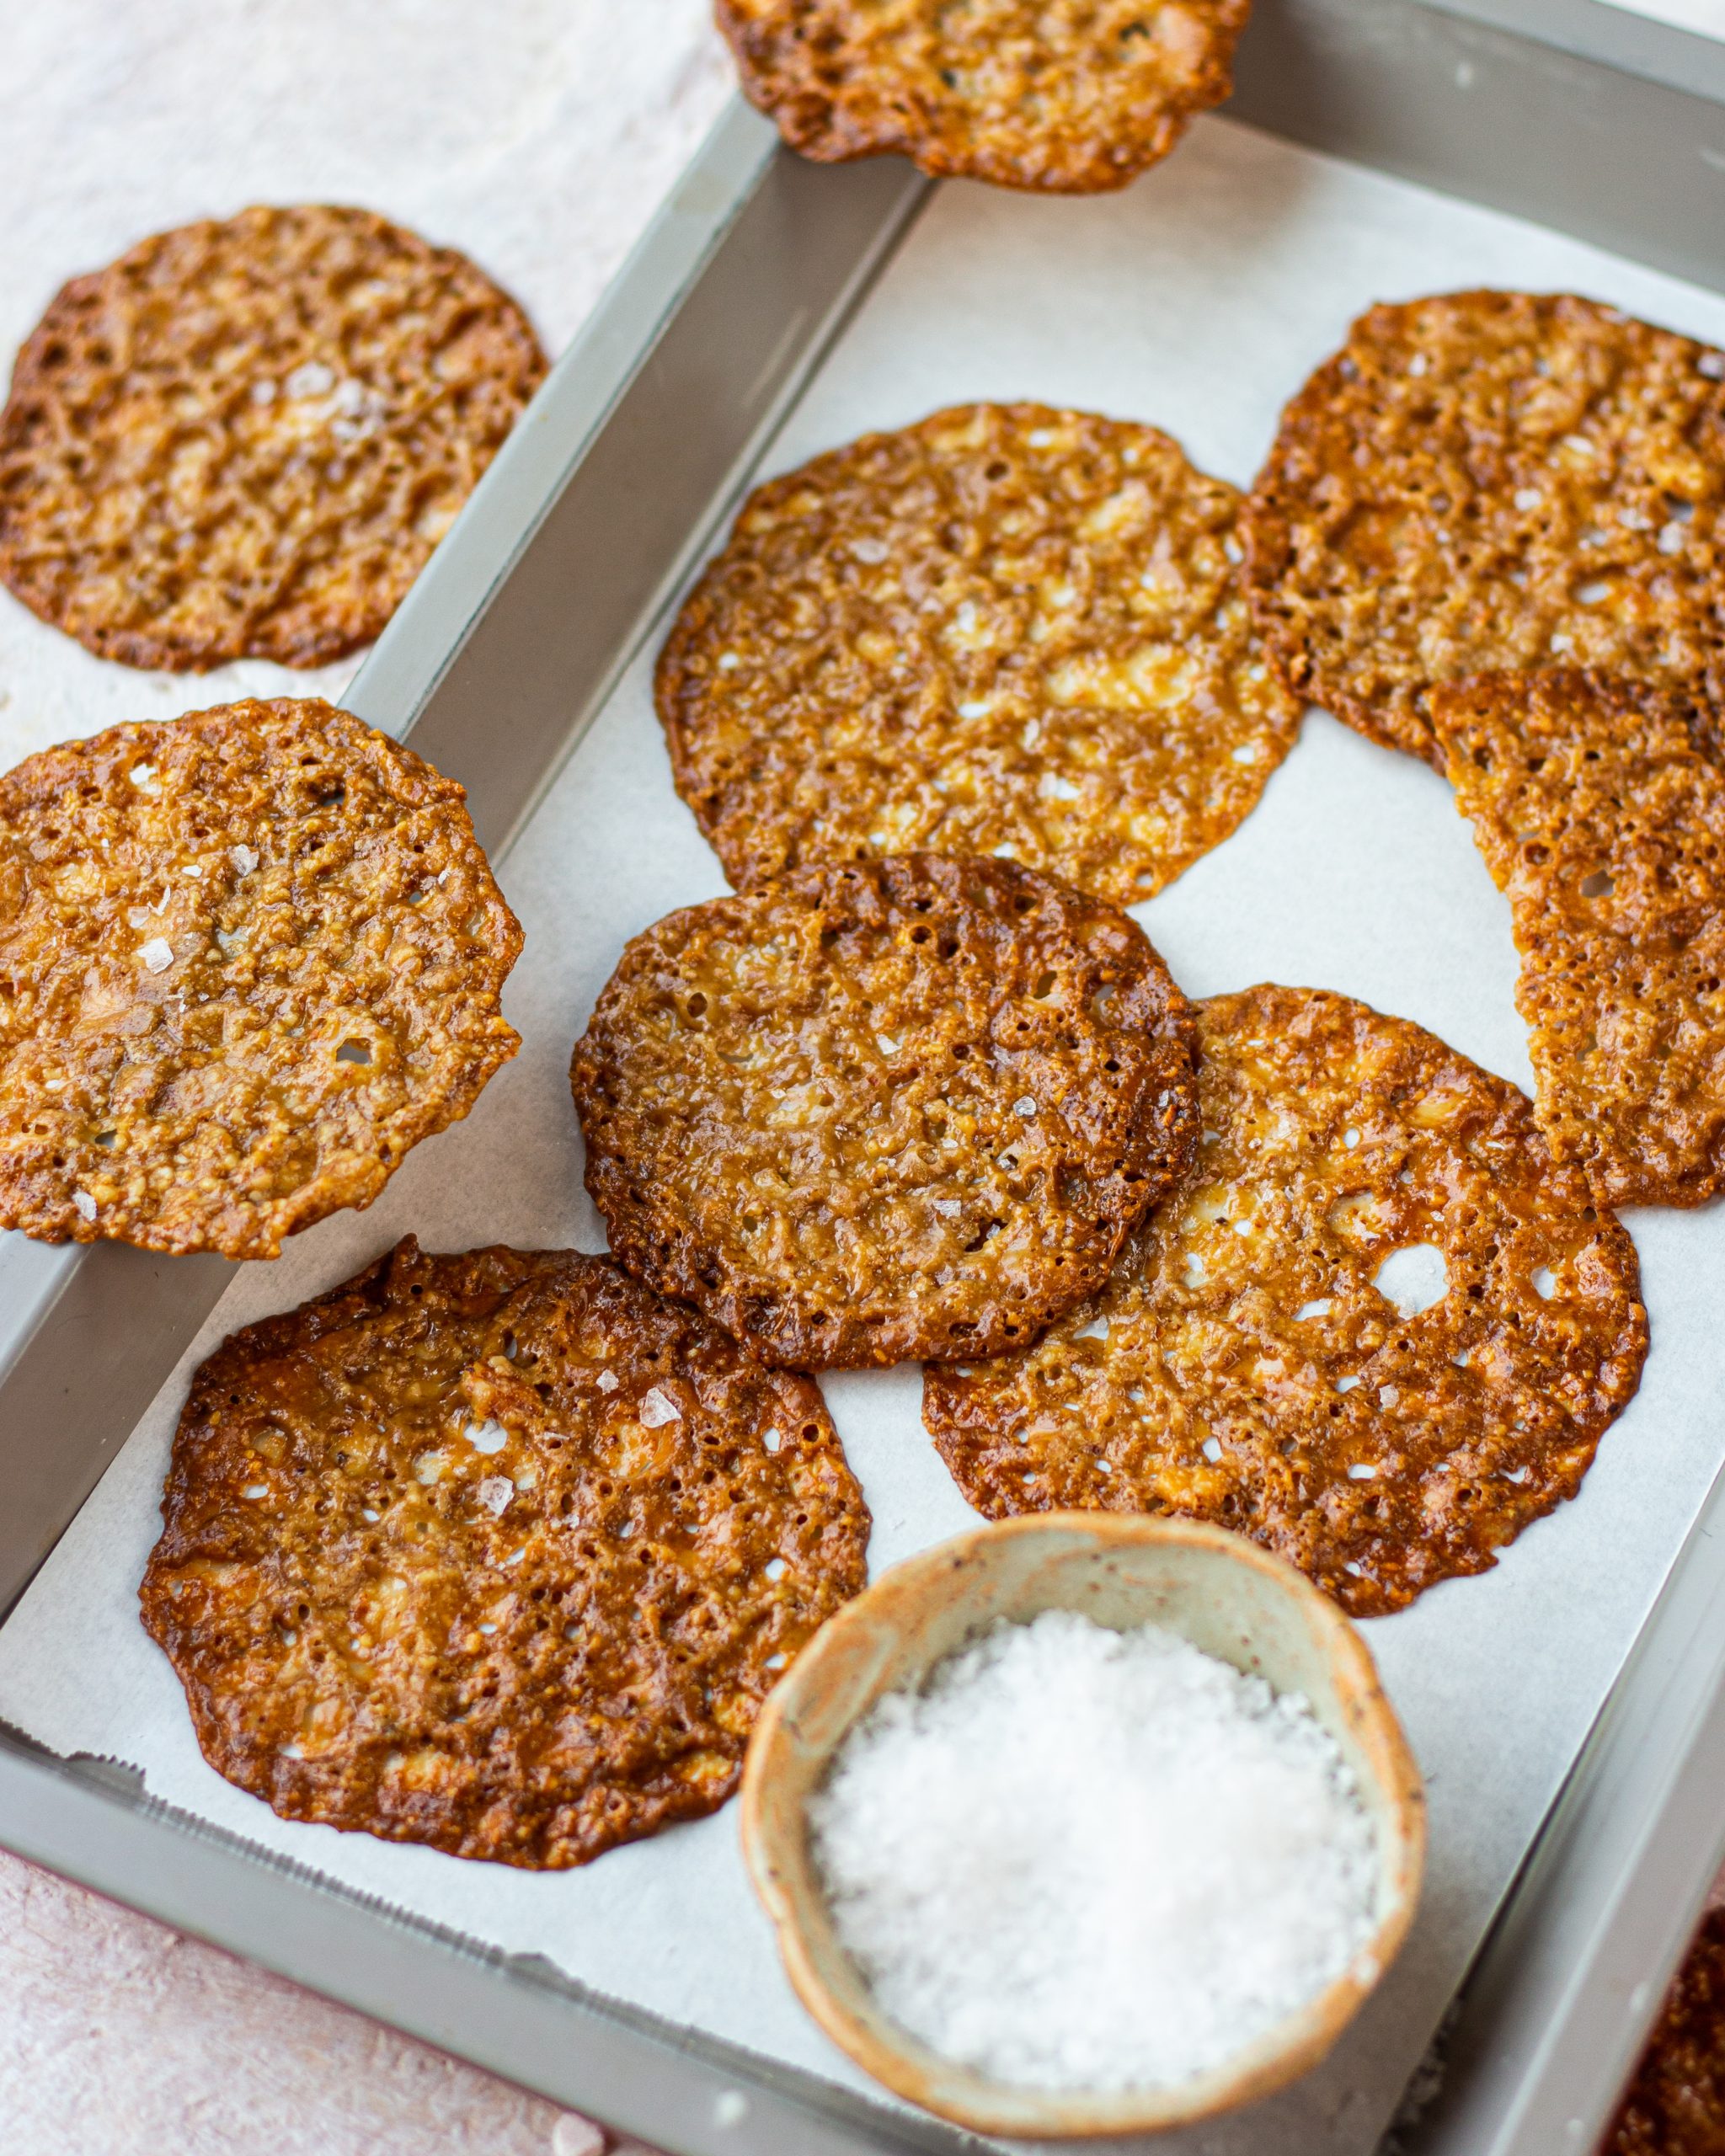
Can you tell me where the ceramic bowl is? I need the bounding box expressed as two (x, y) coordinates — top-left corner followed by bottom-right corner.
(740, 1512), (1425, 2140)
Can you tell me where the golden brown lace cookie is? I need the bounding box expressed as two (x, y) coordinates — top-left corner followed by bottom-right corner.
(1435, 669), (1725, 1209)
(1607, 1908), (1725, 2156)
(141, 1238), (870, 1868)
(571, 854), (1198, 1369)
(1242, 291), (1725, 766)
(925, 984), (1647, 1617)
(716, 0), (1252, 193)
(659, 403), (1300, 905)
(0, 698), (521, 1258)
(0, 205), (545, 670)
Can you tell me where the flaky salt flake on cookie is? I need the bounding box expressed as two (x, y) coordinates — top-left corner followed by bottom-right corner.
(142, 1239), (869, 1867)
(925, 985), (1647, 1617)
(659, 404), (1300, 906)
(0, 205), (545, 670)
(1243, 291), (1725, 766)
(571, 854), (1199, 1369)
(0, 698), (521, 1257)
(1435, 668), (1725, 1209)
(717, 1), (1252, 194)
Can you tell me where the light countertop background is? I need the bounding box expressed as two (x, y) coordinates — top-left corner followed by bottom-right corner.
(2, 2), (1722, 2152)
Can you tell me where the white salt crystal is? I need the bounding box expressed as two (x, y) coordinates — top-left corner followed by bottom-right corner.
(230, 843), (259, 875)
(286, 360), (335, 398)
(810, 1611), (1379, 2095)
(638, 1386), (680, 1427)
(138, 938), (174, 974)
(475, 1476), (513, 1516)
(595, 1368), (619, 1392)
(72, 1191), (97, 1222)
(465, 1419), (507, 1455)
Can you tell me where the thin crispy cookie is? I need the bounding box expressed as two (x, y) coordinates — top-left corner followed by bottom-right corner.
(0, 699), (521, 1258)
(571, 854), (1198, 1370)
(1435, 669), (1725, 1209)
(141, 1239), (870, 1868)
(1243, 291), (1725, 766)
(925, 985), (1646, 1617)
(0, 205), (545, 670)
(659, 404), (1300, 905)
(716, 1), (1252, 195)
(1606, 1909), (1725, 2156)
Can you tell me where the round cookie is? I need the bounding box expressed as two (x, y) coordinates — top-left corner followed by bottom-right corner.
(924, 984), (1648, 1617)
(1435, 668), (1725, 1209)
(141, 1238), (871, 1868)
(571, 854), (1199, 1370)
(716, 1), (1252, 194)
(0, 697), (521, 1258)
(0, 205), (545, 670)
(659, 404), (1300, 906)
(1242, 290), (1725, 766)
(1606, 1909), (1725, 2156)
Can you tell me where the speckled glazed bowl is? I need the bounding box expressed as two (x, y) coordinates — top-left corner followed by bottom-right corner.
(740, 1512), (1425, 2140)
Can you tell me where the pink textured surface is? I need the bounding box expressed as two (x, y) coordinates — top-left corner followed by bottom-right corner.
(0, 1849), (638, 2154)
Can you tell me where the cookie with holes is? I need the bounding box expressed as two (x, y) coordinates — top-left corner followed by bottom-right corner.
(1436, 669), (1725, 1209)
(1242, 291), (1725, 766)
(141, 1238), (869, 1867)
(570, 854), (1199, 1370)
(659, 403), (1300, 907)
(924, 984), (1647, 1617)
(0, 205), (545, 670)
(0, 698), (521, 1258)
(717, 1), (1252, 193)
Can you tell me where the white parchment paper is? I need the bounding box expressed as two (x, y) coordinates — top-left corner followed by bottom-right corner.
(5, 116), (1725, 2154)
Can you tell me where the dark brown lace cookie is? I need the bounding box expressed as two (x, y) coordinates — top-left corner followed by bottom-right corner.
(925, 984), (1647, 1617)
(1435, 668), (1725, 1209)
(571, 854), (1198, 1369)
(1607, 1908), (1725, 2156)
(1243, 291), (1725, 766)
(141, 1238), (871, 1868)
(716, 0), (1251, 193)
(659, 403), (1300, 905)
(0, 205), (545, 670)
(0, 698), (521, 1257)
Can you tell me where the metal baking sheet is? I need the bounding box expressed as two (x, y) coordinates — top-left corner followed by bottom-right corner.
(6, 7), (1725, 2153)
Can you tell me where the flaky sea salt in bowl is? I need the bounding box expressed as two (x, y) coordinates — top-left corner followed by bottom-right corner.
(740, 1513), (1424, 2139)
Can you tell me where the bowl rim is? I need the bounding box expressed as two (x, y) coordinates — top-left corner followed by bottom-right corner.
(740, 1510), (1427, 2141)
